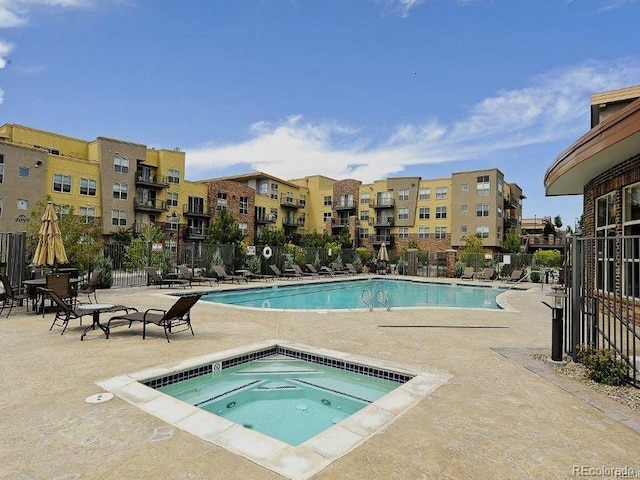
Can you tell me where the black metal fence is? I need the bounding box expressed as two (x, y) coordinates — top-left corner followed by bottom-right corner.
(565, 235), (640, 386)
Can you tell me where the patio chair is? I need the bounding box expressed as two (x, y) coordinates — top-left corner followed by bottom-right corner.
(460, 267), (475, 280)
(507, 269), (523, 282)
(292, 264), (316, 277)
(38, 273), (76, 316)
(269, 264), (302, 279)
(177, 265), (215, 286)
(212, 265), (248, 283)
(0, 274), (29, 317)
(144, 267), (190, 288)
(329, 263), (348, 275)
(477, 268), (495, 281)
(306, 264), (331, 275)
(107, 293), (203, 342)
(345, 263), (359, 275)
(47, 290), (137, 336)
(78, 269), (101, 303)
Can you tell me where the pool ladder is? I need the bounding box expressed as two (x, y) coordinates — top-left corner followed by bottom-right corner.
(361, 289), (391, 312)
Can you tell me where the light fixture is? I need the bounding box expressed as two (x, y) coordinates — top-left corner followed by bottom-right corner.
(35, 160), (42, 167)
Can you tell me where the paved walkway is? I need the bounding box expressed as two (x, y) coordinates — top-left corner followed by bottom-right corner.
(2, 278), (639, 479)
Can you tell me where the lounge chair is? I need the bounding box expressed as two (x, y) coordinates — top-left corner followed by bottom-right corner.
(292, 264), (316, 277)
(306, 264), (331, 275)
(460, 267), (475, 280)
(144, 267), (190, 288)
(269, 264), (302, 279)
(212, 265), (248, 283)
(47, 290), (137, 336)
(507, 269), (523, 282)
(177, 265), (215, 286)
(478, 268), (495, 281)
(329, 263), (348, 275)
(107, 294), (202, 342)
(0, 274), (29, 317)
(78, 269), (101, 303)
(345, 263), (359, 275)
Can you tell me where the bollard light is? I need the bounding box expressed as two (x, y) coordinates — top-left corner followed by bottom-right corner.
(543, 291), (567, 365)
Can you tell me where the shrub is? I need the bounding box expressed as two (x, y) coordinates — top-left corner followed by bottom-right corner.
(352, 253), (363, 273)
(454, 261), (465, 278)
(246, 254), (262, 274)
(93, 255), (113, 288)
(201, 249), (224, 277)
(578, 345), (628, 386)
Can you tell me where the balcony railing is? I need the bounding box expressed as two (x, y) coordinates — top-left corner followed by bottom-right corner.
(283, 217), (305, 227)
(135, 173), (169, 188)
(182, 204), (213, 217)
(280, 195), (304, 208)
(256, 214), (277, 224)
(134, 199), (168, 212)
(333, 200), (357, 210)
(371, 199), (395, 209)
(184, 226), (205, 240)
(373, 217), (394, 227)
(331, 218), (351, 229)
(371, 235), (395, 246)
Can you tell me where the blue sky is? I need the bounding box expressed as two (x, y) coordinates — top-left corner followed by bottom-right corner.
(2, 0), (640, 229)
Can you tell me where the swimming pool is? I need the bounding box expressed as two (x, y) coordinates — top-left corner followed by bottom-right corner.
(158, 353), (403, 446)
(201, 278), (504, 310)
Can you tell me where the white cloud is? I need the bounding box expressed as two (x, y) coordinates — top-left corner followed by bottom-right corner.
(0, 0), (90, 28)
(185, 60), (640, 183)
(0, 39), (12, 68)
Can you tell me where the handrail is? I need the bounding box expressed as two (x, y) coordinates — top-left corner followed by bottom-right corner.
(376, 290), (391, 311)
(361, 289), (374, 312)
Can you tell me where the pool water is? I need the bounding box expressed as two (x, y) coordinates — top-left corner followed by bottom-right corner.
(158, 354), (401, 446)
(202, 278), (503, 310)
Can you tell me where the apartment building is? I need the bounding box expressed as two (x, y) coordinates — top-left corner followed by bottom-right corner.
(0, 124), (210, 252)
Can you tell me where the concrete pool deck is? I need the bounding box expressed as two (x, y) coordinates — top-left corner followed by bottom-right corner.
(2, 276), (640, 479)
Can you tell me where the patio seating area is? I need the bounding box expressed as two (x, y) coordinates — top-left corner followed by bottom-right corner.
(2, 278), (640, 479)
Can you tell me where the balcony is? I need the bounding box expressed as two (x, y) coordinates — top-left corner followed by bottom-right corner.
(280, 195), (304, 208)
(135, 173), (169, 189)
(256, 214), (277, 224)
(371, 235), (395, 246)
(182, 204), (213, 218)
(333, 200), (357, 210)
(371, 199), (395, 209)
(373, 217), (394, 227)
(331, 218), (351, 230)
(283, 217), (305, 227)
(134, 198), (168, 213)
(184, 226), (205, 240)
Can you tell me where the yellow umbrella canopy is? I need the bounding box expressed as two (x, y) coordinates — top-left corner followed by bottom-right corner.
(377, 242), (389, 262)
(32, 202), (68, 266)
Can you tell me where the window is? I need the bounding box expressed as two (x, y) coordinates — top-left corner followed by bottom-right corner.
(418, 227), (430, 239)
(476, 225), (489, 238)
(79, 206), (96, 224)
(0, 154), (4, 184)
(461, 183), (469, 191)
(165, 240), (177, 254)
(461, 204), (469, 213)
(217, 192), (227, 210)
(167, 192), (178, 207)
(497, 178), (503, 194)
(114, 156), (129, 174)
(54, 204), (70, 217)
(461, 225), (468, 234)
(398, 227), (409, 239)
(239, 196), (248, 215)
(419, 207), (430, 219)
(0, 198), (3, 218)
(258, 181), (269, 195)
(300, 195), (306, 207)
(360, 209), (369, 221)
(436, 187), (447, 199)
(359, 228), (369, 239)
(19, 167), (30, 178)
(17, 198), (28, 210)
(497, 207), (503, 218)
(80, 178), (97, 196)
(435, 206), (447, 219)
(53, 174), (71, 193)
(497, 226), (502, 240)
(238, 222), (248, 236)
(476, 204), (490, 217)
(270, 183), (278, 200)
(168, 215), (179, 230)
(168, 169), (180, 184)
(113, 182), (128, 200)
(623, 183), (640, 298)
(398, 208), (409, 220)
(596, 192), (616, 293)
(324, 195), (332, 206)
(435, 227), (447, 239)
(360, 193), (370, 204)
(477, 175), (490, 195)
(323, 212), (332, 222)
(111, 210), (127, 226)
(398, 189), (409, 201)
(419, 187), (430, 200)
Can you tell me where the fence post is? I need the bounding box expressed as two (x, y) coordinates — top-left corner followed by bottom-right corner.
(571, 235), (582, 362)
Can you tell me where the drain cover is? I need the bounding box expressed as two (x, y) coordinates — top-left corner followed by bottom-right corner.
(85, 392), (114, 404)
(296, 403), (309, 411)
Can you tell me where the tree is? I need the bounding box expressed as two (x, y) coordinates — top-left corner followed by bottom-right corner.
(26, 196), (103, 274)
(337, 226), (353, 249)
(257, 227), (286, 246)
(205, 208), (244, 245)
(553, 215), (563, 229)
(459, 234), (485, 267)
(502, 229), (522, 253)
(543, 219), (556, 237)
(300, 231), (332, 248)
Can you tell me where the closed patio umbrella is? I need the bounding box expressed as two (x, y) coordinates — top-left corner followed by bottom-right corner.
(377, 242), (389, 263)
(32, 201), (68, 267)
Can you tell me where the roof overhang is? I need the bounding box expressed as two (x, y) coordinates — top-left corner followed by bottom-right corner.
(545, 98), (640, 196)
